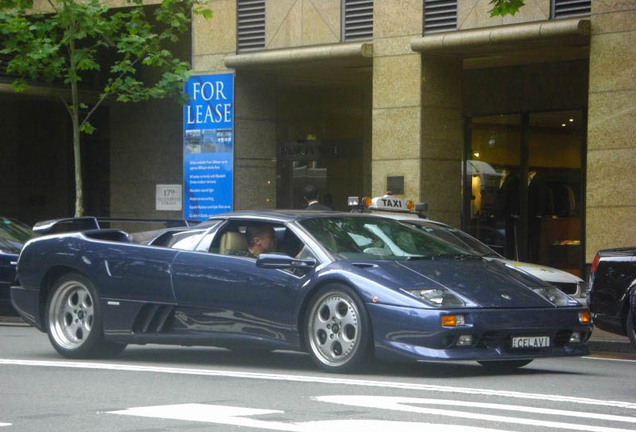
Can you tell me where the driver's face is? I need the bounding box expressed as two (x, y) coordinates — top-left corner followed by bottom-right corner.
(256, 228), (276, 253)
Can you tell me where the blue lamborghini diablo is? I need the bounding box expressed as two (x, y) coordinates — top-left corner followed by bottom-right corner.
(11, 211), (592, 372)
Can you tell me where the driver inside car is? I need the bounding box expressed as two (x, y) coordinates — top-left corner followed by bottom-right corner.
(245, 223), (277, 257)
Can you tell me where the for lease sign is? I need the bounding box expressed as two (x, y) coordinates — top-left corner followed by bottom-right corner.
(183, 74), (234, 220)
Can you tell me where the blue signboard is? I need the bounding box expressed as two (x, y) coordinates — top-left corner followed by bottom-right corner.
(183, 74), (234, 220)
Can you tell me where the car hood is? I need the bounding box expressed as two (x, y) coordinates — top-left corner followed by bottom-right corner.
(356, 258), (556, 308)
(491, 258), (583, 284)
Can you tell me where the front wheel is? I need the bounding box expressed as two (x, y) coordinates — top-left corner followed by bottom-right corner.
(478, 359), (533, 371)
(305, 284), (373, 373)
(46, 272), (125, 359)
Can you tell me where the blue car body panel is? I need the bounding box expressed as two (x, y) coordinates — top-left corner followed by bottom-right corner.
(11, 211), (592, 363)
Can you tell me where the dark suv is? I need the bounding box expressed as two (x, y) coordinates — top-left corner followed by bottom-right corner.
(588, 246), (636, 348)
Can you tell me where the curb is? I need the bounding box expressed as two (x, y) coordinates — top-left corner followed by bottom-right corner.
(588, 339), (634, 354)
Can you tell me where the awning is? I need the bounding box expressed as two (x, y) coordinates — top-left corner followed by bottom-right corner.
(411, 18), (590, 56)
(225, 42), (373, 69)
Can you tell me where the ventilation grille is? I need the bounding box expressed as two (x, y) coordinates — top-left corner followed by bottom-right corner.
(423, 0), (457, 34)
(132, 304), (175, 334)
(237, 0), (266, 52)
(553, 0), (591, 18)
(343, 0), (374, 41)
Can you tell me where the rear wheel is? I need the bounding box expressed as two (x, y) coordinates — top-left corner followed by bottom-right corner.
(478, 359), (533, 371)
(305, 284), (372, 373)
(46, 272), (125, 358)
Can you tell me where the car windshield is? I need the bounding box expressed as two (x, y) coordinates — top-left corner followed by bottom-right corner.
(411, 221), (500, 257)
(299, 216), (473, 260)
(0, 217), (35, 254)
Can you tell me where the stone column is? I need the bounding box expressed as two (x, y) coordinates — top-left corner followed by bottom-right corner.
(420, 55), (463, 226)
(193, 0), (277, 210)
(372, 1), (462, 225)
(372, 0), (424, 200)
(586, 2), (636, 259)
(233, 72), (277, 210)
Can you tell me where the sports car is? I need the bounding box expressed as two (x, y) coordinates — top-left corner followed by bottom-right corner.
(11, 211), (592, 372)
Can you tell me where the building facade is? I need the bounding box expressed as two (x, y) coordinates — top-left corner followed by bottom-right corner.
(1, 0), (634, 275)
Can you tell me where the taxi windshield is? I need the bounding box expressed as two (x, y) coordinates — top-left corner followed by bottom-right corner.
(299, 216), (473, 260)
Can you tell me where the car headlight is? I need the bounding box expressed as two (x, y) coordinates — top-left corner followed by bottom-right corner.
(532, 286), (573, 306)
(403, 288), (465, 308)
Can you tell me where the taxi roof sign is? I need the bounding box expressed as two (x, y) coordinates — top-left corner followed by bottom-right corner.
(370, 195), (413, 211)
(348, 194), (427, 215)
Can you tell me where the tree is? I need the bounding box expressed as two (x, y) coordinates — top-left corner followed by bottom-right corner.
(489, 0), (525, 17)
(0, 0), (211, 216)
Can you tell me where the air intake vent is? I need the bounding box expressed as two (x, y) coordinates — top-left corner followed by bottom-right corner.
(423, 0), (457, 34)
(343, 0), (374, 41)
(132, 304), (175, 333)
(237, 0), (266, 52)
(552, 0), (591, 19)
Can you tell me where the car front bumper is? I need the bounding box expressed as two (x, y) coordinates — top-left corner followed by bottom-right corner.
(368, 303), (592, 362)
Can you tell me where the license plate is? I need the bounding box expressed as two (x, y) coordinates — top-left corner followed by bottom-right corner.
(511, 336), (550, 349)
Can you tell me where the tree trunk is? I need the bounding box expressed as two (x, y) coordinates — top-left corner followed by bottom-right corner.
(69, 39), (83, 217)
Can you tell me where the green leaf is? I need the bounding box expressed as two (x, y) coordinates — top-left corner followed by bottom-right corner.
(80, 121), (96, 134)
(488, 0), (525, 17)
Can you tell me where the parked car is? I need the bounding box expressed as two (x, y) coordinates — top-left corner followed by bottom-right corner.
(0, 217), (35, 315)
(349, 195), (588, 300)
(11, 211), (591, 372)
(588, 246), (636, 348)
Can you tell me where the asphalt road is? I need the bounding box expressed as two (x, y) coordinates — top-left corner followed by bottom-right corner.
(1, 325), (635, 432)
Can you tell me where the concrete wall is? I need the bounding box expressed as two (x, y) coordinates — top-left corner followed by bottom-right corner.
(110, 99), (184, 218)
(266, 0), (341, 48)
(586, 1), (636, 259)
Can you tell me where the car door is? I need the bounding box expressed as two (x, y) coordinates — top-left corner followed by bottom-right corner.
(170, 223), (311, 348)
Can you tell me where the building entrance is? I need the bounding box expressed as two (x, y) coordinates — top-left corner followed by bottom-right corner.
(463, 110), (585, 276)
(277, 139), (363, 211)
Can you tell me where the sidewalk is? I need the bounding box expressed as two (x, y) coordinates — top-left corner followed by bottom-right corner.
(588, 328), (633, 354)
(2, 314), (633, 353)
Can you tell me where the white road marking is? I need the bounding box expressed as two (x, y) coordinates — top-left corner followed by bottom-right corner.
(583, 356), (636, 363)
(0, 423), (11, 427)
(108, 403), (510, 432)
(316, 396), (636, 432)
(1, 358), (635, 411)
(317, 396), (636, 424)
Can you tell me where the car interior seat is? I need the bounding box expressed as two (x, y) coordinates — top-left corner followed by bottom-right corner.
(282, 229), (303, 257)
(219, 231), (248, 255)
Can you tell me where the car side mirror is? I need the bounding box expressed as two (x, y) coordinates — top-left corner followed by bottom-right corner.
(256, 253), (317, 270)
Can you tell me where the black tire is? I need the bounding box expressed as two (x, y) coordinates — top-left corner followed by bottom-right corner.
(627, 308), (636, 350)
(45, 272), (126, 359)
(478, 359), (533, 371)
(305, 284), (373, 373)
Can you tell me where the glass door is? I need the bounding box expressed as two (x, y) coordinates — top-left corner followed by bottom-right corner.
(464, 111), (585, 275)
(527, 111), (584, 275)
